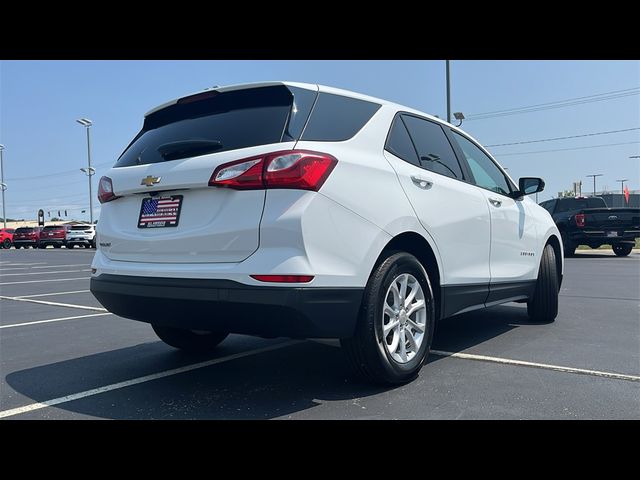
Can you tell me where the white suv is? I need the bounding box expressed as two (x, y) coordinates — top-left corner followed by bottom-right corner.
(91, 82), (562, 384)
(66, 224), (96, 248)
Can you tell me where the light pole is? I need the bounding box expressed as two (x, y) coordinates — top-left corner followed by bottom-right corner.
(616, 178), (629, 207)
(0, 144), (6, 228)
(586, 174), (603, 197)
(446, 60), (451, 123)
(76, 118), (94, 223)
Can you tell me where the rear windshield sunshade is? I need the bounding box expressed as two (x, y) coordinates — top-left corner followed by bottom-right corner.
(115, 85), (316, 167)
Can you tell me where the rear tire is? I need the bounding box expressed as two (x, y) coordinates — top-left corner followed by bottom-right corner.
(341, 252), (435, 385)
(1, 239), (10, 249)
(15, 245), (21, 249)
(53, 244), (61, 249)
(560, 231), (575, 257)
(527, 244), (559, 323)
(613, 244), (633, 257)
(152, 325), (228, 353)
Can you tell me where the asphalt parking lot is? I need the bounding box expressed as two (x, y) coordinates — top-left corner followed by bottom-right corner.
(1, 247), (638, 420)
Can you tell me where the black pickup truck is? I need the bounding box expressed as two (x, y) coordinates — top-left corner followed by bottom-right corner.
(539, 197), (640, 257)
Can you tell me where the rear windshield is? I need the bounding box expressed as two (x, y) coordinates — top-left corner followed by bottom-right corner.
(42, 225), (65, 231)
(556, 197), (607, 213)
(15, 228), (35, 233)
(115, 85), (316, 167)
(70, 225), (92, 230)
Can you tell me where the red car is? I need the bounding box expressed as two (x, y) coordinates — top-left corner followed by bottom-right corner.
(0, 228), (15, 249)
(38, 225), (69, 248)
(13, 226), (43, 249)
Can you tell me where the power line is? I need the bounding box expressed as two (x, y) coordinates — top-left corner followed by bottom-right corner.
(485, 127), (640, 147)
(466, 92), (639, 121)
(493, 141), (640, 157)
(6, 161), (112, 182)
(466, 87), (640, 121)
(468, 87), (640, 116)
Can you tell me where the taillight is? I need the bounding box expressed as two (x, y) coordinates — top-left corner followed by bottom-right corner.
(250, 274), (314, 283)
(209, 150), (337, 192)
(209, 157), (264, 190)
(575, 213), (586, 228)
(98, 176), (119, 203)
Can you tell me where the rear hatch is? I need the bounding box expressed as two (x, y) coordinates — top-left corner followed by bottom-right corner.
(583, 208), (640, 229)
(99, 84), (317, 263)
(14, 228), (37, 240)
(41, 226), (66, 239)
(67, 225), (94, 239)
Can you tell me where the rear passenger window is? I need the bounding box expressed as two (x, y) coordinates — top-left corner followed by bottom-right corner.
(301, 93), (381, 142)
(385, 116), (419, 165)
(402, 115), (464, 180)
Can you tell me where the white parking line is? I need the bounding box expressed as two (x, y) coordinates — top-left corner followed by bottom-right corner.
(0, 312), (112, 329)
(0, 340), (300, 419)
(0, 277), (89, 285)
(0, 262), (48, 267)
(0, 295), (106, 312)
(0, 264), (90, 271)
(430, 350), (640, 382)
(16, 290), (90, 299)
(0, 269), (91, 277)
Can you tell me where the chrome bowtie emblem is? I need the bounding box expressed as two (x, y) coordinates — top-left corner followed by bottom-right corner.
(141, 175), (161, 187)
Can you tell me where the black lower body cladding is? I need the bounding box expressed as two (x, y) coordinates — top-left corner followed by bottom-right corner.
(90, 274), (363, 339)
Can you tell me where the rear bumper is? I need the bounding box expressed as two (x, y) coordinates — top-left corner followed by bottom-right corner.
(13, 240), (37, 245)
(90, 274), (363, 339)
(38, 239), (66, 246)
(569, 230), (639, 245)
(67, 238), (93, 245)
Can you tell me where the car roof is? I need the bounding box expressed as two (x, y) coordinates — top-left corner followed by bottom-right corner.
(143, 80), (477, 143)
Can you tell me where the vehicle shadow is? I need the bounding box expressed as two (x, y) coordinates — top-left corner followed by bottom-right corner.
(5, 304), (534, 419)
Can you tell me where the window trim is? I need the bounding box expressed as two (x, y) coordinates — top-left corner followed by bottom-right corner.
(385, 112), (472, 183)
(445, 127), (517, 199)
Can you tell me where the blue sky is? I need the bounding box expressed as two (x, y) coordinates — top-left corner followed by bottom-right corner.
(1, 60), (638, 221)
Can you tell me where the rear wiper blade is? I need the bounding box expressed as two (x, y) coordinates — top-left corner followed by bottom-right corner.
(157, 139), (223, 161)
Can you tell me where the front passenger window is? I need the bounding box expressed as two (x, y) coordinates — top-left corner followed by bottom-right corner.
(451, 131), (511, 196)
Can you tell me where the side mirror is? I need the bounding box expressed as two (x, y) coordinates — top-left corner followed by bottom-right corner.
(515, 177), (545, 198)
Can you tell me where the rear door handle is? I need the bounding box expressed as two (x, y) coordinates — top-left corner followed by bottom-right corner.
(411, 176), (433, 190)
(488, 198), (502, 207)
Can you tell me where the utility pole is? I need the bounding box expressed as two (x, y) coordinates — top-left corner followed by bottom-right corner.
(446, 60), (451, 123)
(76, 118), (94, 223)
(586, 174), (603, 197)
(0, 144), (6, 228)
(616, 179), (628, 207)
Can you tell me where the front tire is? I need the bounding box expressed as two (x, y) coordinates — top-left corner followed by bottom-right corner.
(341, 252), (435, 385)
(527, 244), (559, 323)
(613, 244), (633, 257)
(1, 239), (10, 249)
(152, 325), (228, 353)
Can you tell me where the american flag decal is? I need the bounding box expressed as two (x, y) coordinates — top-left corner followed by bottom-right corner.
(138, 195), (183, 228)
